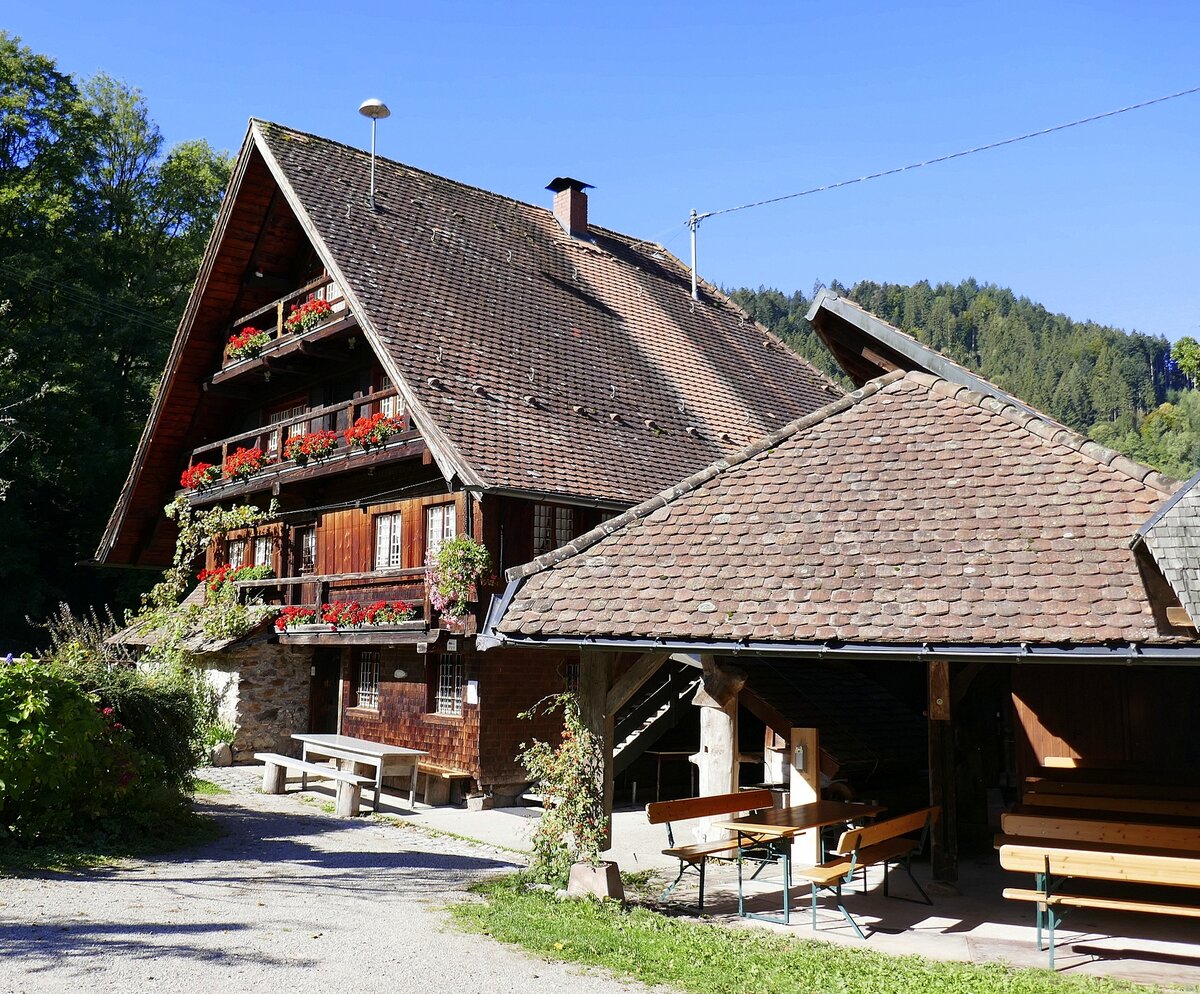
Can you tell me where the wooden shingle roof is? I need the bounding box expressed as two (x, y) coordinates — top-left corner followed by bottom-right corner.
(492, 370), (1189, 649)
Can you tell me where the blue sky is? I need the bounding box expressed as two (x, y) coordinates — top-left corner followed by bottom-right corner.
(9, 1), (1200, 340)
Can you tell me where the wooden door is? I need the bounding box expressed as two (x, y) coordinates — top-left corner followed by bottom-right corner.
(309, 649), (341, 733)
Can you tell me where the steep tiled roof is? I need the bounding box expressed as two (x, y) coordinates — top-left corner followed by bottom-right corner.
(254, 122), (840, 502)
(496, 370), (1185, 646)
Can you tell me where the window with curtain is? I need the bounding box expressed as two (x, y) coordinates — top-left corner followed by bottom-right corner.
(374, 511), (403, 569)
(425, 503), (456, 557)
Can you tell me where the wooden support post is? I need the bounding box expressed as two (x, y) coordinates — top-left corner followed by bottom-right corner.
(262, 761), (286, 794)
(928, 658), (958, 884)
(690, 655), (746, 841)
(579, 646), (614, 850)
(789, 727), (821, 862)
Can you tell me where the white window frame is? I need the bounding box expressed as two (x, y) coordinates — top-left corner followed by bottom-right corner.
(533, 502), (575, 556)
(356, 650), (380, 710)
(426, 503), (456, 558)
(252, 535), (274, 568)
(433, 653), (464, 716)
(227, 538), (247, 569)
(379, 373), (398, 418)
(374, 511), (403, 569)
(297, 527), (316, 574)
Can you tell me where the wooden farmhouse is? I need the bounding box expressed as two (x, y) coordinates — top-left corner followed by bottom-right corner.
(482, 289), (1200, 878)
(96, 120), (840, 801)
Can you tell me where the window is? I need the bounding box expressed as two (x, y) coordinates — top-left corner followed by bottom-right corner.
(355, 650), (380, 710)
(296, 527), (316, 574)
(227, 538), (247, 569)
(426, 503), (456, 557)
(374, 511), (403, 569)
(266, 400), (308, 457)
(379, 373), (398, 418)
(533, 503), (575, 555)
(564, 661), (580, 693)
(431, 652), (464, 716)
(252, 535), (274, 569)
(316, 279), (346, 315)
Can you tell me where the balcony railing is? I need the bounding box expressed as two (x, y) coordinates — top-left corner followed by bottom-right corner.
(235, 567), (431, 620)
(222, 275), (350, 368)
(181, 388), (416, 497)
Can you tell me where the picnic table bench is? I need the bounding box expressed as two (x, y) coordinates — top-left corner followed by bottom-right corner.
(997, 811), (1200, 968)
(255, 752), (372, 817)
(1020, 791), (1200, 820)
(792, 806), (939, 938)
(646, 788), (776, 909)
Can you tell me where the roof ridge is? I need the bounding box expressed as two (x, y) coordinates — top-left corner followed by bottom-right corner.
(505, 369), (905, 581)
(905, 370), (1179, 495)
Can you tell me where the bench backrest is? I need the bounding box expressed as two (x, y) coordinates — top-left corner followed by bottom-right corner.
(1024, 778), (1200, 803)
(1002, 812), (1200, 853)
(834, 805), (940, 855)
(1022, 792), (1200, 819)
(646, 788), (775, 826)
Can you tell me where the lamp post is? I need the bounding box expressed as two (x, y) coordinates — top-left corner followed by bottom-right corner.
(358, 98), (391, 210)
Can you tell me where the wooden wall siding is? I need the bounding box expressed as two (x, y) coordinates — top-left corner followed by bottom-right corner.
(315, 492), (461, 577)
(489, 496), (606, 578)
(340, 646), (482, 778)
(1012, 664), (1200, 780)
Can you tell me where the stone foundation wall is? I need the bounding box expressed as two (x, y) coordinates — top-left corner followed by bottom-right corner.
(195, 643), (312, 762)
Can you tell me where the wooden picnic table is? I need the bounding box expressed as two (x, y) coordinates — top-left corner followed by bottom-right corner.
(292, 733), (426, 811)
(712, 800), (886, 924)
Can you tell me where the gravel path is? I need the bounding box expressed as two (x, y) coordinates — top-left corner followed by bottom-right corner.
(0, 771), (650, 994)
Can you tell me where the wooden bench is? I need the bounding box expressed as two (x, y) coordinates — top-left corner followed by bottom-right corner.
(646, 788), (776, 910)
(417, 762), (473, 806)
(1021, 791), (1200, 820)
(997, 836), (1200, 968)
(792, 806), (939, 938)
(1024, 778), (1200, 803)
(1001, 812), (1200, 853)
(255, 752), (373, 817)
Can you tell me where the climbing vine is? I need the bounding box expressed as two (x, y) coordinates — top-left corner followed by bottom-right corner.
(129, 495), (278, 665)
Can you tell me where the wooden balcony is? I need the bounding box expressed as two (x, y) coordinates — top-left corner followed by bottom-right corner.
(180, 387), (423, 504)
(234, 568), (478, 645)
(210, 276), (356, 387)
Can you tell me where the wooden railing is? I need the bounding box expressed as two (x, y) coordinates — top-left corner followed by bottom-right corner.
(235, 567), (431, 620)
(223, 275), (349, 366)
(186, 387), (407, 472)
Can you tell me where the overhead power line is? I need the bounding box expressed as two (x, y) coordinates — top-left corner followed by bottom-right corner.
(698, 84), (1200, 222)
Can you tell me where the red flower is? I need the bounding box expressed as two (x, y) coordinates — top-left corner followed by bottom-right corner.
(181, 462), (220, 490)
(344, 412), (405, 450)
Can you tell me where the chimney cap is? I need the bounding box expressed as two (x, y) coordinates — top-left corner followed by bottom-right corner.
(546, 177), (594, 193)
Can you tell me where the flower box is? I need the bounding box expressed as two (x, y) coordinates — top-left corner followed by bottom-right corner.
(284, 297), (334, 334)
(284, 430), (339, 466)
(181, 462), (221, 491)
(344, 412), (405, 451)
(226, 326), (271, 363)
(224, 446), (273, 482)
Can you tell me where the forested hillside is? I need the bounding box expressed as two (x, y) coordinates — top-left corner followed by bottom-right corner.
(731, 280), (1200, 481)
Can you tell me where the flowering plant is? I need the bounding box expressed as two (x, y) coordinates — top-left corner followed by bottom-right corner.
(344, 412), (405, 450)
(362, 600), (415, 624)
(283, 429), (339, 466)
(275, 605), (317, 631)
(518, 692), (608, 882)
(320, 601), (366, 628)
(426, 535), (493, 618)
(180, 462), (220, 491)
(223, 446), (273, 481)
(284, 297), (333, 333)
(197, 563), (274, 593)
(226, 326), (271, 362)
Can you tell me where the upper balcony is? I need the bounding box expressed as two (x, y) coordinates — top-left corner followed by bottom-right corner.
(209, 276), (357, 388)
(179, 387), (423, 505)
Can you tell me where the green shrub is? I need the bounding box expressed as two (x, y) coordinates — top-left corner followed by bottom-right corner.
(0, 655), (135, 843)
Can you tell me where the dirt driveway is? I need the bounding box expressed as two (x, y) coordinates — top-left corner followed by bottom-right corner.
(0, 779), (648, 994)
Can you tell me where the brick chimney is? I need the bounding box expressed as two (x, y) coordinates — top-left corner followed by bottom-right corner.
(546, 177), (593, 238)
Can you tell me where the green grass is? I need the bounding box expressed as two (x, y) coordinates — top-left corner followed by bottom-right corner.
(451, 875), (1179, 994)
(0, 808), (224, 875)
(192, 778), (229, 796)
(373, 813), (531, 858)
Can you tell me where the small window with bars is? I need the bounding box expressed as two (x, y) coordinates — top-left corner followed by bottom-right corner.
(379, 373), (398, 418)
(374, 511), (403, 569)
(533, 503), (576, 555)
(431, 653), (464, 716)
(355, 650), (380, 710)
(564, 661), (580, 693)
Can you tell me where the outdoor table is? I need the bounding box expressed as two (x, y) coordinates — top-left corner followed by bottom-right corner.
(712, 800), (886, 924)
(292, 732), (426, 811)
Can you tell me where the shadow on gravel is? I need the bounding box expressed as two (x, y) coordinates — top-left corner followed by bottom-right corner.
(54, 801), (519, 899)
(0, 920), (316, 972)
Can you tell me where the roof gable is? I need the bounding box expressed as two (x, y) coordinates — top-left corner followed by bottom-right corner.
(492, 370), (1186, 648)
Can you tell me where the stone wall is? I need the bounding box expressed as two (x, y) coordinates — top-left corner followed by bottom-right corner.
(196, 642), (313, 762)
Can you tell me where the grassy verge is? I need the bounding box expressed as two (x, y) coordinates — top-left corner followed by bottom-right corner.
(451, 875), (1168, 994)
(0, 807), (224, 875)
(193, 778), (229, 796)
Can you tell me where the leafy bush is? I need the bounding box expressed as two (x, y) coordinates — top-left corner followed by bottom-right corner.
(426, 535), (493, 617)
(517, 693), (608, 884)
(0, 655), (134, 843)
